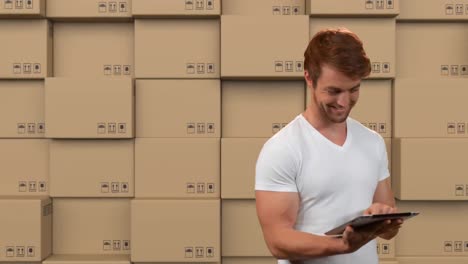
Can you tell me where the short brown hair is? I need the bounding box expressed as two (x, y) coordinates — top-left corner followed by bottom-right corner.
(304, 28), (371, 87)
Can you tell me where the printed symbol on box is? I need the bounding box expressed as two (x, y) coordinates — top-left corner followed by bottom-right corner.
(369, 123), (377, 131)
(123, 65), (131, 75)
(283, 6), (291, 15)
(207, 183), (215, 193)
(441, 65), (449, 76)
(6, 247), (14, 257)
(103, 240), (112, 250)
(17, 123), (26, 134)
(27, 123), (35, 134)
(207, 63), (215, 73)
(376, 243), (380, 254)
(272, 123), (281, 134)
(33, 63), (41, 74)
(372, 62), (380, 73)
(121, 182), (129, 193)
(272, 6), (281, 15)
(123, 240), (130, 250)
(187, 183), (195, 193)
(29, 181), (37, 192)
(15, 0), (23, 9)
(108, 123), (116, 134)
(446, 4), (454, 15)
(4, 0), (13, 9)
(23, 63), (32, 74)
(451, 65), (459, 76)
(39, 181), (47, 192)
(466, 185), (468, 196)
(104, 65), (112, 75)
(27, 246), (34, 257)
(16, 246), (25, 257)
(386, 0), (393, 9)
(378, 123), (386, 133)
(197, 183), (205, 193)
(118, 123), (126, 134)
(195, 247), (204, 258)
(187, 123), (195, 134)
(464, 241), (468, 251)
(113, 240), (121, 250)
(111, 182), (120, 193)
(455, 241), (463, 252)
(119, 2), (127, 12)
(114, 65), (122, 75)
(447, 123), (456, 134)
(207, 123), (215, 133)
(457, 123), (465, 134)
(361, 122), (367, 127)
(376, 0), (384, 9)
(456, 4), (463, 15)
(466, 4), (468, 15)
(206, 247), (214, 257)
(197, 63), (205, 74)
(445, 241), (453, 252)
(185, 0), (193, 10)
(186, 63), (195, 74)
(206, 0), (213, 10)
(13, 63), (21, 74)
(25, 0), (32, 9)
(98, 2), (106, 12)
(195, 0), (204, 10)
(281, 123), (288, 128)
(275, 61), (284, 72)
(382, 244), (389, 254)
(461, 65), (468, 75)
(18, 181), (27, 192)
(98, 123), (106, 134)
(293, 6), (300, 15)
(295, 61), (303, 72)
(285, 61), (294, 72)
(382, 62), (390, 73)
(365, 0), (374, 9)
(197, 123), (205, 134)
(101, 182), (109, 193)
(109, 2), (117, 12)
(185, 247), (194, 258)
(37, 123), (45, 133)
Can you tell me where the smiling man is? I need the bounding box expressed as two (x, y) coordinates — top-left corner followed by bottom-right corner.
(255, 28), (402, 264)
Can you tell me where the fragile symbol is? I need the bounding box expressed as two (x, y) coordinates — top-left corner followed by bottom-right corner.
(109, 1), (117, 12)
(118, 123), (126, 133)
(27, 246), (34, 257)
(272, 6), (281, 15)
(186, 63), (195, 74)
(185, 247), (194, 258)
(119, 2), (127, 12)
(207, 183), (215, 193)
(195, 247), (204, 258)
(282, 6), (291, 15)
(206, 247), (214, 257)
(17, 123), (26, 134)
(446, 4), (454, 15)
(365, 0), (374, 9)
(272, 123), (281, 134)
(103, 240), (112, 250)
(445, 241), (453, 252)
(447, 123), (456, 134)
(98, 2), (107, 13)
(97, 123), (106, 134)
(18, 181), (27, 192)
(101, 182), (109, 193)
(187, 123), (195, 134)
(113, 240), (121, 250)
(6, 247), (14, 257)
(197, 183), (205, 193)
(185, 0), (193, 10)
(187, 183), (195, 193)
(275, 61), (284, 72)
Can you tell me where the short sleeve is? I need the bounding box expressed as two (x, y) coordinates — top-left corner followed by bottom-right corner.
(377, 136), (390, 181)
(255, 139), (299, 192)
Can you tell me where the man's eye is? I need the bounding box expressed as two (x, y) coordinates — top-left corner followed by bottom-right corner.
(328, 90), (340, 95)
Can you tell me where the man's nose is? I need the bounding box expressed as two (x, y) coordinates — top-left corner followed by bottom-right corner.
(336, 92), (351, 108)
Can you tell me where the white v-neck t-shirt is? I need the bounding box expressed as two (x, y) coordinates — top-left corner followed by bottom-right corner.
(255, 114), (389, 264)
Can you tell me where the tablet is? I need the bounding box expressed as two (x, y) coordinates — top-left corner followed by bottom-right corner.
(325, 212), (419, 236)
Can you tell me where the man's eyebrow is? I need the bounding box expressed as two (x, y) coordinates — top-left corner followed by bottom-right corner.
(325, 83), (361, 91)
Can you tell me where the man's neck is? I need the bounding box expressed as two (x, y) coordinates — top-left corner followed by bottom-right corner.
(303, 106), (347, 133)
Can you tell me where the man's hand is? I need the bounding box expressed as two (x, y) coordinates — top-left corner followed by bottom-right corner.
(363, 203), (403, 240)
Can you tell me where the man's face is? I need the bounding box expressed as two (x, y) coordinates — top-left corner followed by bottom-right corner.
(306, 64), (361, 124)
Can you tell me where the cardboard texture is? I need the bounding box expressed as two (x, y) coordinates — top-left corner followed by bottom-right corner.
(222, 257), (277, 264)
(222, 0), (305, 15)
(396, 201), (468, 256)
(49, 140), (134, 197)
(135, 138), (220, 198)
(377, 237), (396, 259)
(396, 23), (468, 79)
(136, 79), (220, 138)
(45, 78), (134, 138)
(53, 198), (131, 254)
(0, 139), (49, 196)
(221, 15), (308, 79)
(398, 0), (468, 20)
(394, 79), (468, 138)
(54, 23), (134, 77)
(222, 81), (305, 137)
(131, 199), (220, 262)
(398, 257), (468, 264)
(135, 19), (220, 78)
(47, 0), (132, 19)
(306, 0), (399, 16)
(0, 0), (45, 17)
(133, 0), (220, 16)
(392, 138), (468, 200)
(0, 196), (52, 262)
(222, 200), (273, 256)
(221, 138), (268, 199)
(0, 80), (45, 138)
(0, 19), (51, 79)
(310, 18), (395, 79)
(43, 254), (131, 264)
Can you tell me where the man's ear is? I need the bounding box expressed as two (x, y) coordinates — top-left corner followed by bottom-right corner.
(304, 70), (313, 88)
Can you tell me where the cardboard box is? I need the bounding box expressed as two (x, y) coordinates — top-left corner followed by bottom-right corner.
(53, 198), (130, 254)
(47, 0), (132, 19)
(222, 200), (272, 256)
(381, 261), (399, 264)
(222, 81), (305, 137)
(221, 138), (268, 199)
(396, 23), (468, 79)
(0, 80), (45, 138)
(398, 0), (468, 20)
(54, 23), (134, 78)
(222, 257), (277, 264)
(0, 0), (45, 17)
(45, 78), (134, 138)
(135, 19), (220, 78)
(0, 139), (49, 196)
(306, 0), (399, 16)
(394, 79), (468, 138)
(222, 0), (305, 15)
(43, 254), (131, 264)
(0, 196), (52, 261)
(222, 15), (308, 79)
(133, 0), (220, 16)
(392, 138), (468, 200)
(131, 199), (220, 262)
(135, 138), (220, 198)
(0, 19), (51, 79)
(310, 18), (395, 79)
(397, 257), (468, 264)
(136, 79), (220, 138)
(49, 140), (134, 197)
(396, 201), (468, 256)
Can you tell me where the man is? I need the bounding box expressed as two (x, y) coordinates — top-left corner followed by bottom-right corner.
(255, 28), (402, 264)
